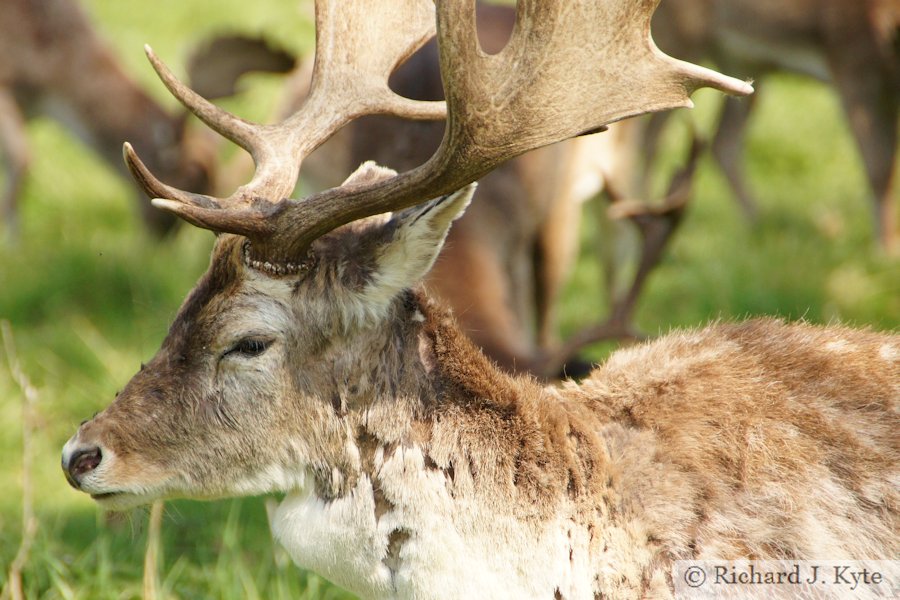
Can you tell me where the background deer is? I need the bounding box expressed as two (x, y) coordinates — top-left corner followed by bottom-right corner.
(61, 0), (896, 598)
(647, 0), (900, 249)
(0, 0), (293, 235)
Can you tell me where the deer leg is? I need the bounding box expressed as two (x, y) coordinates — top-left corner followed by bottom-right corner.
(0, 89), (30, 238)
(610, 204), (685, 328)
(533, 168), (582, 351)
(712, 93), (758, 220)
(588, 187), (625, 310)
(824, 35), (898, 250)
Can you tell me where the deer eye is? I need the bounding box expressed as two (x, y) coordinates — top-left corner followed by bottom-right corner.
(224, 338), (272, 359)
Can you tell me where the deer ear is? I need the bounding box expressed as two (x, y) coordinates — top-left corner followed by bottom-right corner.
(362, 183), (476, 304)
(342, 161), (398, 187)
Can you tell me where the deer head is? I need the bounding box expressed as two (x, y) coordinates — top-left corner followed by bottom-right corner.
(63, 0), (751, 511)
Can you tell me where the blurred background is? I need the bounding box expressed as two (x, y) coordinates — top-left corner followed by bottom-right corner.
(0, 0), (897, 598)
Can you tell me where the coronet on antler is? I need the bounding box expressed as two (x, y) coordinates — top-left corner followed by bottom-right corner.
(125, 0), (752, 270)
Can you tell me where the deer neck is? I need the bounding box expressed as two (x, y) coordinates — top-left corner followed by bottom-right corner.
(270, 291), (695, 599)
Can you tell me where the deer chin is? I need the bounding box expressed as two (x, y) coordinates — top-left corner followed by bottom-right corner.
(89, 479), (215, 512)
(77, 471), (171, 511)
(84, 478), (174, 511)
(91, 490), (160, 511)
(85, 460), (312, 511)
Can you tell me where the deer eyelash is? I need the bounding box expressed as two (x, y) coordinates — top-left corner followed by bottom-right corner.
(223, 338), (273, 359)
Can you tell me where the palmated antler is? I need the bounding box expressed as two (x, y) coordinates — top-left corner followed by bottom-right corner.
(126, 0), (752, 268)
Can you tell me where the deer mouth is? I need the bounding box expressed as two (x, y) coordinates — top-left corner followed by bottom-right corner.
(90, 491), (122, 500)
(89, 490), (152, 511)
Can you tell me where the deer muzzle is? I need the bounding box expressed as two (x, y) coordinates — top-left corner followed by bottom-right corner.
(62, 444), (102, 489)
(61, 423), (109, 495)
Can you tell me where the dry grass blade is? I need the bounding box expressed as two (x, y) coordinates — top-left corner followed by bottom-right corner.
(0, 321), (39, 600)
(142, 500), (166, 600)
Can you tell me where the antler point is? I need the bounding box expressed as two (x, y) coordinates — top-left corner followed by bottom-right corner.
(151, 198), (180, 211)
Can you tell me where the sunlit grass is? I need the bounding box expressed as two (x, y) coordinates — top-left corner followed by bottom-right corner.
(1, 0), (898, 597)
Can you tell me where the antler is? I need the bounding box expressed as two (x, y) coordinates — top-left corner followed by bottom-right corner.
(126, 0), (752, 267)
(125, 0), (444, 262)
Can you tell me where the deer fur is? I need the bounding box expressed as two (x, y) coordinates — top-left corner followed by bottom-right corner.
(63, 164), (899, 599)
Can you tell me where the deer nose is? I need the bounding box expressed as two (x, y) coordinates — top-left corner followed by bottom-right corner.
(63, 446), (103, 489)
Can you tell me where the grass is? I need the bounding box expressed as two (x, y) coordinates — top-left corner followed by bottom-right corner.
(0, 0), (897, 597)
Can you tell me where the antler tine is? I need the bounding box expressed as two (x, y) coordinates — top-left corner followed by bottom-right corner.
(126, 46), (307, 212)
(130, 0), (752, 266)
(144, 46), (259, 151)
(266, 0), (753, 262)
(125, 0), (445, 256)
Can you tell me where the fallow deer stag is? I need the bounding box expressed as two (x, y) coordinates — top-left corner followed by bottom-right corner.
(63, 1), (897, 599)
(0, 0), (293, 235)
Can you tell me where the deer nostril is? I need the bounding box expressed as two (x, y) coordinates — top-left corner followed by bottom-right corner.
(66, 447), (103, 487)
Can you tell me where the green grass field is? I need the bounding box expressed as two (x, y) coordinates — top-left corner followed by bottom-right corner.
(1, 0), (897, 598)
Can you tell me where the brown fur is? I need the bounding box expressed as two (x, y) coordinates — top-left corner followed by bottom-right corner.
(58, 0), (894, 594)
(421, 306), (898, 561)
